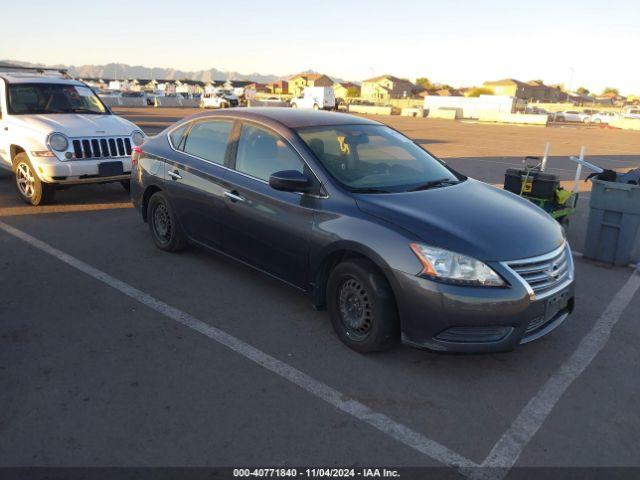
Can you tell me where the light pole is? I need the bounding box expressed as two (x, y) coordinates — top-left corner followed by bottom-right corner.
(567, 67), (575, 100)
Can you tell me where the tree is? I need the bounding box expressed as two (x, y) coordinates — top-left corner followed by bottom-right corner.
(602, 87), (619, 96)
(465, 87), (493, 97)
(576, 87), (590, 95)
(346, 86), (360, 98)
(415, 77), (433, 90)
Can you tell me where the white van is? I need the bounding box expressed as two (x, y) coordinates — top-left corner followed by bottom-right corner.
(290, 86), (335, 110)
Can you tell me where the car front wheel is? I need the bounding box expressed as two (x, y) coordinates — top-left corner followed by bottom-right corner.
(14, 153), (56, 206)
(327, 258), (399, 352)
(147, 191), (187, 252)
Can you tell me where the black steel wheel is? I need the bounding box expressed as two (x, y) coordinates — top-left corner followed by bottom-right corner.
(147, 191), (187, 252)
(327, 258), (399, 352)
(337, 276), (373, 341)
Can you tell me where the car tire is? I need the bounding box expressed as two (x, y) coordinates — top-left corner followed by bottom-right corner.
(147, 191), (187, 252)
(120, 180), (131, 193)
(327, 258), (399, 353)
(13, 153), (56, 206)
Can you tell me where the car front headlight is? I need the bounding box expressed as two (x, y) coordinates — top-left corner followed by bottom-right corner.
(410, 243), (505, 287)
(48, 133), (69, 152)
(131, 130), (145, 146)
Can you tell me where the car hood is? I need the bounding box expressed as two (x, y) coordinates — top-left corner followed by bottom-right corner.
(11, 114), (138, 137)
(355, 178), (565, 262)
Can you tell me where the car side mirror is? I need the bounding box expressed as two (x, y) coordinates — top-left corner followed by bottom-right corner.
(269, 170), (311, 193)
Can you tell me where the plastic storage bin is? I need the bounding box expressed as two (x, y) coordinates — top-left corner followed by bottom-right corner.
(584, 179), (640, 266)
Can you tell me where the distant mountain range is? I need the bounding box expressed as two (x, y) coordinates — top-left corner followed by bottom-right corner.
(0, 60), (347, 84)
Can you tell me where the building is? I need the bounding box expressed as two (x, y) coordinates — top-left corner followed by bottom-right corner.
(156, 80), (177, 95)
(267, 80), (288, 94)
(419, 87), (461, 97)
(137, 79), (158, 92)
(483, 79), (563, 102)
(79, 77), (108, 91)
(108, 79), (133, 91)
(333, 82), (360, 100)
(174, 79), (205, 96)
(360, 75), (416, 103)
(245, 82), (268, 93)
(288, 73), (333, 97)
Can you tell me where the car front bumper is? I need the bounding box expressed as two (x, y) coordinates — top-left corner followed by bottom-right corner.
(393, 261), (575, 353)
(31, 155), (132, 185)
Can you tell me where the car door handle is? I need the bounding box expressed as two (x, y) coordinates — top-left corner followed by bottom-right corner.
(224, 190), (245, 203)
(168, 170), (182, 180)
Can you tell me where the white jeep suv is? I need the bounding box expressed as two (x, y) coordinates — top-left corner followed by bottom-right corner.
(0, 68), (145, 205)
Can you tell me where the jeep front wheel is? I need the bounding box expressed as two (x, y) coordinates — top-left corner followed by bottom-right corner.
(14, 153), (56, 206)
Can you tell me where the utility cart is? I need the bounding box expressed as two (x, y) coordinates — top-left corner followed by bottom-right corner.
(503, 146), (586, 227)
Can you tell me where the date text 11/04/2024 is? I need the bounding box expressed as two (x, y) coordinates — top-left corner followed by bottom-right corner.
(233, 468), (400, 478)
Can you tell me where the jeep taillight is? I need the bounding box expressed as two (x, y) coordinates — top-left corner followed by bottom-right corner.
(131, 146), (142, 167)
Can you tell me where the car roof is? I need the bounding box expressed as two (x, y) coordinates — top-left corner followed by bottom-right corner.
(186, 107), (382, 129)
(0, 73), (84, 85)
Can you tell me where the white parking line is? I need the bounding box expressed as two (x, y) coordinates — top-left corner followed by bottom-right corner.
(0, 220), (478, 473)
(478, 268), (640, 479)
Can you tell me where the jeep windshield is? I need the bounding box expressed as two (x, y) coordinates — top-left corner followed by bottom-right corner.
(7, 83), (109, 115)
(297, 124), (463, 193)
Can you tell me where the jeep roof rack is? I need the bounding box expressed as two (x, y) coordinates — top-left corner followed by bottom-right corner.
(0, 64), (71, 78)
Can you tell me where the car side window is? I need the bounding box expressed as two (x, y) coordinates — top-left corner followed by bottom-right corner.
(235, 124), (304, 182)
(169, 124), (187, 149)
(182, 120), (233, 165)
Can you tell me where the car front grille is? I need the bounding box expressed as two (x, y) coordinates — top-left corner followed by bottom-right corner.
(505, 244), (572, 298)
(72, 137), (132, 159)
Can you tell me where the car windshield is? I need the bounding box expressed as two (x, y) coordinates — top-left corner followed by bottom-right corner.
(8, 83), (108, 115)
(297, 124), (462, 193)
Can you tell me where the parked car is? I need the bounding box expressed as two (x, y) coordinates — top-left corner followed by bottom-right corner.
(525, 106), (549, 115)
(622, 107), (640, 119)
(0, 69), (145, 205)
(200, 92), (239, 109)
(290, 86), (335, 110)
(553, 110), (591, 123)
(131, 109), (574, 354)
(589, 111), (619, 124)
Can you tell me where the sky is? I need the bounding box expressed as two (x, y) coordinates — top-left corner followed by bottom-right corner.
(2, 0), (639, 95)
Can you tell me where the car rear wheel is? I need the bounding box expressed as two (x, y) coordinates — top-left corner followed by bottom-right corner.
(147, 191), (187, 252)
(14, 153), (56, 206)
(327, 258), (399, 352)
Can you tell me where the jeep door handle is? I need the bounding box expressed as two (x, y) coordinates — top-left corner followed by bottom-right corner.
(168, 170), (182, 180)
(224, 190), (245, 203)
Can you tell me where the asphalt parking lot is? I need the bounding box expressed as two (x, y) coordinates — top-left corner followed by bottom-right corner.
(1, 108), (639, 479)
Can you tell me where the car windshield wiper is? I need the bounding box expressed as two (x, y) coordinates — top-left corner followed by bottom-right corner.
(67, 108), (103, 114)
(408, 178), (459, 192)
(350, 187), (392, 194)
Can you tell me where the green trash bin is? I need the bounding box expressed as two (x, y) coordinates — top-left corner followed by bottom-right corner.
(584, 179), (640, 266)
